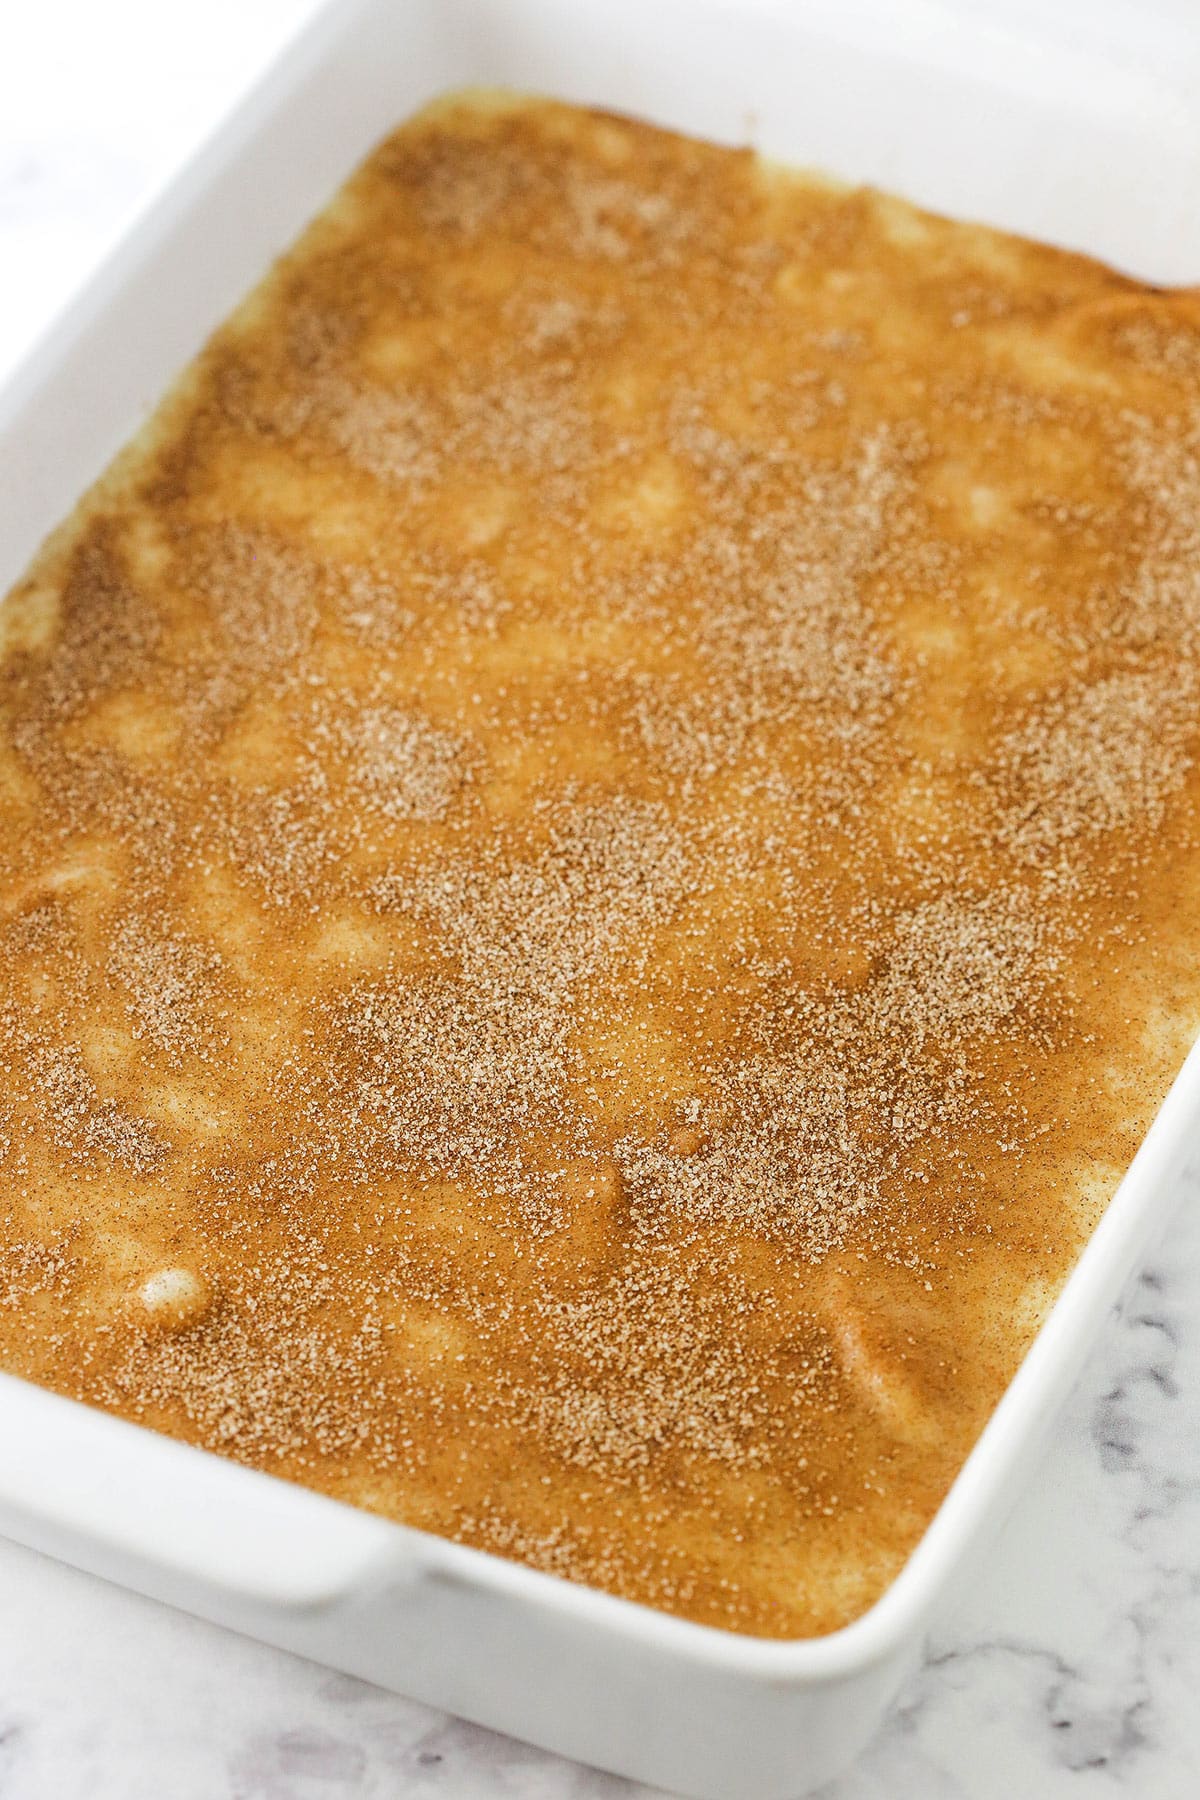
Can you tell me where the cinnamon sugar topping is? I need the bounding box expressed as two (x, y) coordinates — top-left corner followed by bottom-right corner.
(2, 94), (1200, 1637)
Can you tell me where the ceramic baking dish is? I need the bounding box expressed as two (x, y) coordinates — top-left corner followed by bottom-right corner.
(3, 1), (1200, 1794)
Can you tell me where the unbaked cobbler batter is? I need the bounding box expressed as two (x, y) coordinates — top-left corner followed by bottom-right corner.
(2, 93), (1200, 1637)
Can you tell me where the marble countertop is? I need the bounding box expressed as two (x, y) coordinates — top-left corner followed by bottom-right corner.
(3, 4), (1200, 1795)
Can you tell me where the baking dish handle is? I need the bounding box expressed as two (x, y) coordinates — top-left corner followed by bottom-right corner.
(0, 1371), (421, 1610)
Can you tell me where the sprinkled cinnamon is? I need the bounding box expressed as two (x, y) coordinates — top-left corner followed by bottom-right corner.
(1, 93), (1200, 1638)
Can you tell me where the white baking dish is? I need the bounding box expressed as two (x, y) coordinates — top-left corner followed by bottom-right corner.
(3, 2), (1200, 1794)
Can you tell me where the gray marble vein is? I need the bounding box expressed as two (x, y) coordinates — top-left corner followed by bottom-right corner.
(2, 3), (1200, 1795)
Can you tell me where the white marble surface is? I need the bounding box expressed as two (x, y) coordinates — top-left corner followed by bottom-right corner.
(3, 3), (1200, 1795)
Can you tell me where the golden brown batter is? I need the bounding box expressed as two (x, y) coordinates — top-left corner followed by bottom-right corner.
(2, 93), (1200, 1637)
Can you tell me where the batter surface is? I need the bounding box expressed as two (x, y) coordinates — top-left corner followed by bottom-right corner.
(2, 93), (1200, 1637)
